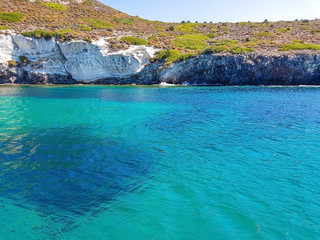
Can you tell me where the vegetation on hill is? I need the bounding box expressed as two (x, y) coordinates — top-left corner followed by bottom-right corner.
(0, 0), (320, 63)
(280, 41), (320, 51)
(120, 36), (148, 45)
(40, 2), (67, 11)
(0, 12), (24, 22)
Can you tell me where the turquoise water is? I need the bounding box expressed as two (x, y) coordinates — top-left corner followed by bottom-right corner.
(0, 86), (319, 240)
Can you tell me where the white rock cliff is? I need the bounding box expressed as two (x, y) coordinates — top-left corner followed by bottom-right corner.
(0, 34), (157, 83)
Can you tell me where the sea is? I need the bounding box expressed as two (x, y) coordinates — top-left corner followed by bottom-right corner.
(0, 85), (319, 239)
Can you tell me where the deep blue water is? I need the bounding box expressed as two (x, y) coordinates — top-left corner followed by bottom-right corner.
(0, 86), (319, 239)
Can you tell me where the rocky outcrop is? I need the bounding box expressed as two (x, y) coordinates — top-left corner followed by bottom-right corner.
(0, 34), (157, 84)
(0, 33), (320, 85)
(84, 52), (320, 85)
(155, 53), (320, 85)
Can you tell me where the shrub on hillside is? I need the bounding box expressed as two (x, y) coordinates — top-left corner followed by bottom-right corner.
(120, 36), (148, 45)
(148, 35), (159, 41)
(112, 18), (134, 25)
(0, 12), (24, 22)
(215, 39), (238, 46)
(253, 32), (275, 37)
(79, 24), (92, 31)
(280, 43), (320, 51)
(22, 29), (56, 39)
(21, 29), (75, 40)
(156, 49), (180, 62)
(175, 23), (199, 33)
(40, 3), (67, 11)
(156, 50), (195, 63)
(277, 27), (292, 32)
(207, 33), (219, 38)
(202, 46), (228, 54)
(84, 19), (114, 29)
(0, 26), (11, 30)
(173, 35), (209, 50)
(230, 46), (254, 54)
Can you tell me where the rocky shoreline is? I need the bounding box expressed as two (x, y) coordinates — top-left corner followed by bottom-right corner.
(1, 34), (320, 86)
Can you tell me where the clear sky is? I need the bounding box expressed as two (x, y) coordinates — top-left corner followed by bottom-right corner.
(102, 0), (320, 23)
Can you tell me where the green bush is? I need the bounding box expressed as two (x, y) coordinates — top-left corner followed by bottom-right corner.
(156, 25), (164, 31)
(311, 29), (320, 34)
(148, 35), (159, 41)
(175, 23), (199, 33)
(21, 29), (73, 40)
(173, 34), (209, 50)
(156, 49), (181, 62)
(156, 50), (195, 63)
(22, 29), (56, 39)
(238, 22), (250, 26)
(202, 45), (228, 54)
(178, 53), (195, 61)
(158, 33), (170, 37)
(55, 28), (76, 36)
(0, 26), (11, 30)
(277, 27), (292, 32)
(0, 12), (24, 22)
(40, 3), (67, 11)
(230, 46), (254, 54)
(207, 33), (219, 38)
(280, 43), (320, 51)
(79, 24), (92, 31)
(85, 19), (114, 29)
(244, 41), (258, 48)
(112, 18), (134, 25)
(253, 31), (275, 37)
(120, 36), (148, 45)
(215, 39), (238, 46)
(155, 50), (194, 63)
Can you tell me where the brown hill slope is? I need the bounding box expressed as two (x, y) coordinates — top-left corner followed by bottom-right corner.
(1, 0), (320, 58)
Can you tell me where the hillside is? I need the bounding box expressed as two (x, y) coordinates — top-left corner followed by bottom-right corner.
(1, 0), (320, 59)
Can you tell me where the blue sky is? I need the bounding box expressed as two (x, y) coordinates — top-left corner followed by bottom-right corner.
(102, 0), (320, 23)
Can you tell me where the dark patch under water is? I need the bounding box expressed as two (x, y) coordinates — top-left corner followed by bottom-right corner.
(0, 125), (152, 223)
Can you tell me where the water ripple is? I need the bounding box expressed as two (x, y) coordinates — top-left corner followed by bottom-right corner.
(0, 86), (319, 239)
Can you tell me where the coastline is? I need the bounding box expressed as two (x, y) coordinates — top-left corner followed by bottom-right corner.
(1, 34), (320, 86)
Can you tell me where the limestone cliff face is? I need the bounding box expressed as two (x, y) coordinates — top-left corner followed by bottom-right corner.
(0, 34), (157, 84)
(0, 34), (320, 85)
